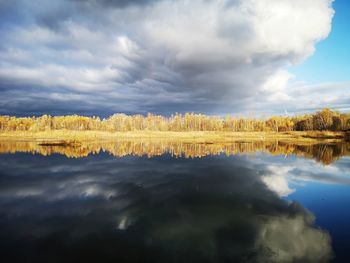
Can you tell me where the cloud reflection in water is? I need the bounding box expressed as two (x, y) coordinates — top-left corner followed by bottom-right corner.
(0, 152), (338, 262)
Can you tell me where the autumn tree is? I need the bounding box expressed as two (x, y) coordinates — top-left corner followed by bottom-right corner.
(0, 108), (349, 133)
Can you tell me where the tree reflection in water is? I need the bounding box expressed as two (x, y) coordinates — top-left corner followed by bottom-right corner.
(0, 139), (349, 164)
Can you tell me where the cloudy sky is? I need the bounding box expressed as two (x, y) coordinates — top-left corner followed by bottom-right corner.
(0, 0), (349, 116)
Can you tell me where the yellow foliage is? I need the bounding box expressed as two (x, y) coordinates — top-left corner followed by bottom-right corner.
(0, 108), (349, 133)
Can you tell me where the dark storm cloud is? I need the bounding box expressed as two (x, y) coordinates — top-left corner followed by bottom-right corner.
(36, 8), (74, 31)
(0, 0), (338, 116)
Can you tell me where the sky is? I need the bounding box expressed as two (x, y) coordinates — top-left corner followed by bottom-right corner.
(0, 0), (349, 117)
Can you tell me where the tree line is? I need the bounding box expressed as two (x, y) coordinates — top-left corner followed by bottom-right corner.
(0, 108), (349, 132)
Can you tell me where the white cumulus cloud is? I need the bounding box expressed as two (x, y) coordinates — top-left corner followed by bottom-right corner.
(0, 0), (337, 115)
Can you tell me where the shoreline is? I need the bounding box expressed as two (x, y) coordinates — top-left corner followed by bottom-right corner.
(0, 130), (347, 144)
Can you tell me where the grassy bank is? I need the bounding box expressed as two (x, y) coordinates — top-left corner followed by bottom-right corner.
(0, 130), (347, 144)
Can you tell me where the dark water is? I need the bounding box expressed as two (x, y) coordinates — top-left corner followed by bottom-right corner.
(0, 148), (350, 262)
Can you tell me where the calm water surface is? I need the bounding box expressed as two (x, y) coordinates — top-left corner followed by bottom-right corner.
(0, 141), (350, 262)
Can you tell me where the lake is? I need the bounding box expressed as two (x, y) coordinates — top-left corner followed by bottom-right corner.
(0, 140), (349, 262)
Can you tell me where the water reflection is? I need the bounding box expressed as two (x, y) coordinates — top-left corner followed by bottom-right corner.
(0, 153), (338, 262)
(1, 139), (349, 164)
